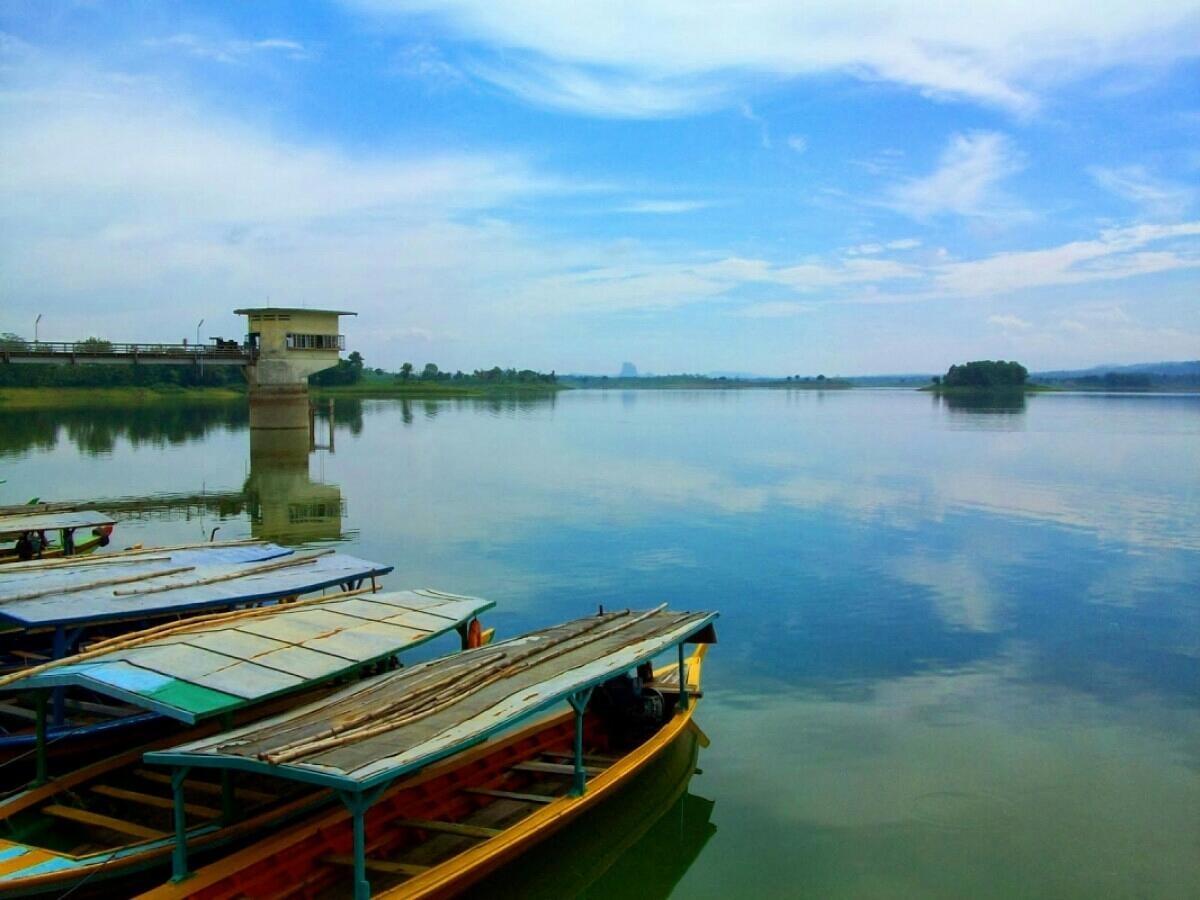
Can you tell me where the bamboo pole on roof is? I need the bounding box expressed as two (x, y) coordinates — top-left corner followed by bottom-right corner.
(0, 584), (379, 690)
(0, 565), (196, 604)
(263, 605), (676, 764)
(0, 555), (173, 573)
(111, 549), (335, 597)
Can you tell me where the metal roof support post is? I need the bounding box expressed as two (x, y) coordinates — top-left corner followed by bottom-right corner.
(337, 787), (385, 900)
(567, 687), (594, 797)
(171, 767), (193, 882)
(34, 690), (48, 786)
(51, 625), (66, 726)
(221, 770), (235, 824)
(677, 643), (689, 711)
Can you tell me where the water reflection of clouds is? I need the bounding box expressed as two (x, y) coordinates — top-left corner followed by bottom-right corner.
(890, 553), (1002, 633)
(692, 669), (1200, 898)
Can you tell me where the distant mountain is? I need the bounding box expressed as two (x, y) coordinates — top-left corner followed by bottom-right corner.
(1033, 361), (1200, 379)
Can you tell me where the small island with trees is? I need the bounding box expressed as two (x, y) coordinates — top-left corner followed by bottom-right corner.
(922, 359), (1049, 393)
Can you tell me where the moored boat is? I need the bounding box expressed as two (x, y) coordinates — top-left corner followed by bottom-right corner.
(0, 542), (393, 766)
(0, 509), (116, 563)
(138, 606), (717, 899)
(0, 587), (494, 897)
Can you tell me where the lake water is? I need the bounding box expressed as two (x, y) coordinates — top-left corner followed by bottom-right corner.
(2, 389), (1198, 898)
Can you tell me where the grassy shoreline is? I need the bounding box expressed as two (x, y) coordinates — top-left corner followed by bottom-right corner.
(919, 384), (1059, 394)
(0, 386), (246, 409)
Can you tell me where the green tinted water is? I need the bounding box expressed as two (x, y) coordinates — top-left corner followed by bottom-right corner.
(2, 389), (1197, 898)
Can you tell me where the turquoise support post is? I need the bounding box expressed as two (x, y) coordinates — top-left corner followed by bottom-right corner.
(171, 767), (192, 882)
(337, 787), (385, 900)
(567, 688), (594, 797)
(51, 626), (66, 726)
(34, 690), (48, 786)
(219, 714), (235, 824)
(352, 798), (368, 900)
(677, 643), (689, 711)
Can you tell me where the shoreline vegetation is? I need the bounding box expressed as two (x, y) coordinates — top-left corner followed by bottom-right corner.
(0, 386), (246, 409)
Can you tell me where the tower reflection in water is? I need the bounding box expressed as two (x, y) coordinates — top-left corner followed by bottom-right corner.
(463, 723), (716, 900)
(244, 401), (344, 544)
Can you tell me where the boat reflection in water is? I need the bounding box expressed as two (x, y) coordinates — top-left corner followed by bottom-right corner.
(463, 721), (716, 900)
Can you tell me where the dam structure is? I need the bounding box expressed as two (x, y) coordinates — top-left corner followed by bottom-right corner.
(236, 307), (355, 431)
(2, 306), (355, 434)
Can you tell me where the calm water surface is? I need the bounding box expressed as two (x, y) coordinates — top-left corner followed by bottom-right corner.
(2, 389), (1198, 898)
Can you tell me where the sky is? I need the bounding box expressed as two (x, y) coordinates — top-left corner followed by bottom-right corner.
(1, 1), (1198, 376)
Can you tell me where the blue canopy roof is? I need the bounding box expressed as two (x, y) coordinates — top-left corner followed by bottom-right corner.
(0, 544), (392, 628)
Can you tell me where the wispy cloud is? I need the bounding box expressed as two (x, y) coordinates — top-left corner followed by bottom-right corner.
(389, 42), (464, 85)
(1089, 165), (1195, 220)
(344, 0), (1200, 116)
(616, 200), (714, 214)
(464, 58), (728, 118)
(786, 135), (808, 154)
(933, 222), (1200, 297)
(731, 301), (816, 318)
(739, 102), (772, 149)
(886, 131), (1025, 220)
(987, 314), (1033, 330)
(144, 33), (312, 64)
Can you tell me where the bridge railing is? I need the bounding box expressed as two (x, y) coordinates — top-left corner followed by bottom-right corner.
(1, 341), (256, 363)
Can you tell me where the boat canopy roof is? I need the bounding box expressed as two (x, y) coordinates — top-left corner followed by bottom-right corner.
(147, 608), (718, 792)
(1, 589), (493, 724)
(0, 509), (115, 538)
(0, 543), (393, 629)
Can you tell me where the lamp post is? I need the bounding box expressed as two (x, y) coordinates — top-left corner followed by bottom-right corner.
(34, 314), (42, 345)
(196, 318), (205, 378)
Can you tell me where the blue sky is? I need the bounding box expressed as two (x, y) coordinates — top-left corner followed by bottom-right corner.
(1, 1), (1198, 375)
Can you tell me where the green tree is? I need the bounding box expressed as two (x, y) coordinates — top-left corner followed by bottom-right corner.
(74, 337), (113, 352)
(399, 362), (413, 381)
(421, 362), (439, 380)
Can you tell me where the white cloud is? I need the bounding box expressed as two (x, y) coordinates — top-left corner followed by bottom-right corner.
(933, 222), (1200, 297)
(731, 301), (816, 318)
(887, 238), (921, 250)
(1089, 165), (1196, 220)
(344, 0), (1200, 115)
(786, 135), (808, 154)
(987, 314), (1033, 330)
(886, 131), (1025, 220)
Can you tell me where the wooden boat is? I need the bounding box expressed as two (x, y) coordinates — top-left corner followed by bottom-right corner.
(464, 718), (716, 899)
(0, 542), (393, 766)
(0, 509), (116, 563)
(138, 606), (718, 899)
(0, 587), (494, 897)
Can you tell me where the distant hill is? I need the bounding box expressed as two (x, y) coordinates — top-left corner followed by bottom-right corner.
(1033, 361), (1200, 380)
